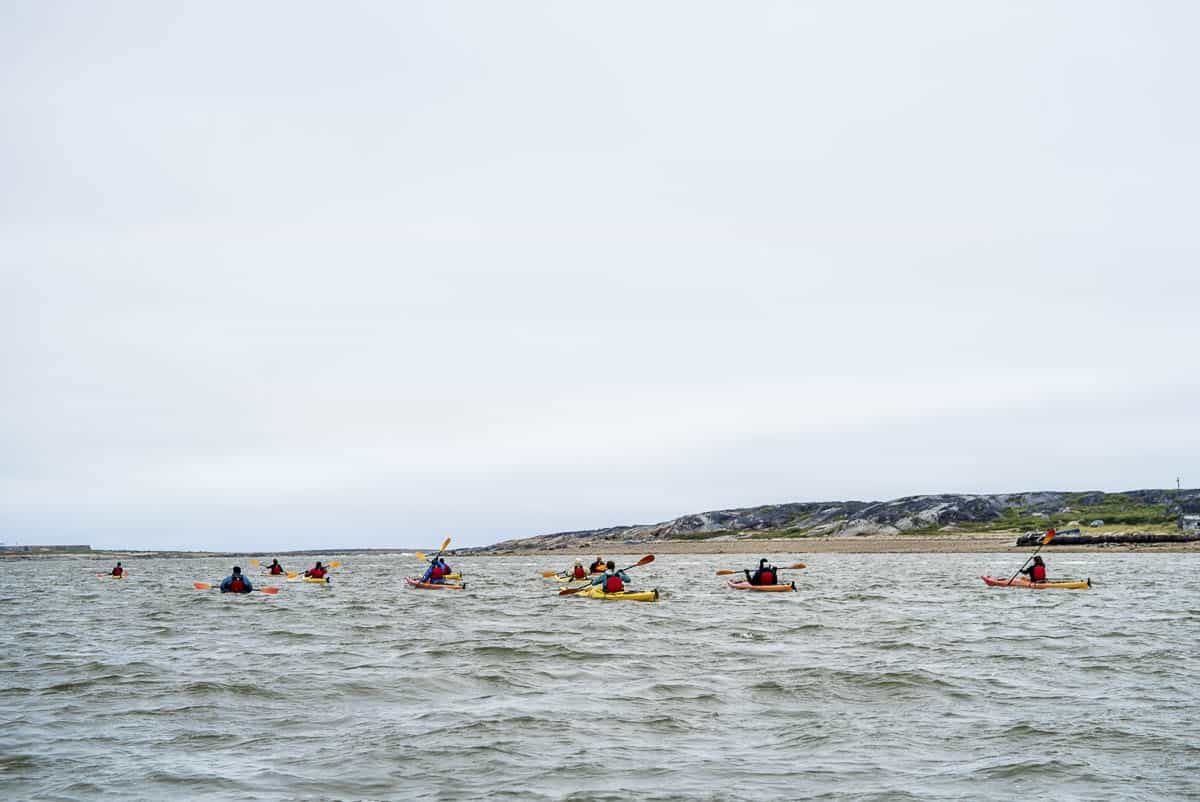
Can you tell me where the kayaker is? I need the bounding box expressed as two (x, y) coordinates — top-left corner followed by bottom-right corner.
(111, 562), (124, 577)
(421, 557), (449, 584)
(589, 556), (606, 573)
(305, 562), (328, 579)
(744, 559), (778, 586)
(568, 559), (588, 580)
(220, 566), (253, 594)
(590, 560), (630, 593)
(1020, 556), (1048, 583)
(265, 559), (285, 576)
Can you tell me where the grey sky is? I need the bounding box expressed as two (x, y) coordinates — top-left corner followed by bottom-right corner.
(3, 2), (1197, 550)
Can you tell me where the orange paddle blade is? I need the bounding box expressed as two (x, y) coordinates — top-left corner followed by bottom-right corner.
(259, 587), (280, 595)
(193, 582), (212, 590)
(1042, 528), (1056, 545)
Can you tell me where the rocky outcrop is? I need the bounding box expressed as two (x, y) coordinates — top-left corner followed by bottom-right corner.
(473, 488), (1200, 552)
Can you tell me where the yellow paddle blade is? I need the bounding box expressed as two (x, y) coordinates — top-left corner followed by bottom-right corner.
(249, 559), (261, 566)
(286, 572), (300, 579)
(328, 561), (341, 569)
(541, 570), (561, 577)
(440, 537), (451, 552)
(415, 552), (427, 561)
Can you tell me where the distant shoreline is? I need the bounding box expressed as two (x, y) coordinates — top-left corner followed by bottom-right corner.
(5, 534), (1199, 560)
(482, 534), (1200, 556)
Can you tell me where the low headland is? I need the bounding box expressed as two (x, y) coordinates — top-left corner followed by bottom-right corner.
(469, 488), (1200, 556)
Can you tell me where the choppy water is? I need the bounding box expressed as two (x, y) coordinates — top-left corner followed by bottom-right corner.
(2, 552), (1198, 800)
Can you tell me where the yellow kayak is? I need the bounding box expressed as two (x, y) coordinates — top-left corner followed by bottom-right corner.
(577, 586), (660, 603)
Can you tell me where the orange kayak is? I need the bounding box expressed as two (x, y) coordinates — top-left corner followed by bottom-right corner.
(980, 575), (1091, 590)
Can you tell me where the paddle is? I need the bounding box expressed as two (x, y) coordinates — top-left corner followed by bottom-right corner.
(415, 537), (453, 564)
(715, 563), (806, 576)
(559, 555), (655, 596)
(1007, 528), (1056, 584)
(193, 582), (279, 594)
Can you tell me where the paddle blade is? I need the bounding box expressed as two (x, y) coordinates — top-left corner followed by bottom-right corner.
(415, 552), (427, 561)
(541, 571), (560, 578)
(250, 559), (261, 566)
(634, 554), (655, 567)
(328, 561), (341, 569)
(193, 582), (212, 590)
(286, 572), (300, 579)
(1042, 528), (1056, 545)
(788, 563), (807, 570)
(715, 570), (738, 576)
(559, 584), (591, 596)
(440, 537), (451, 552)
(259, 586), (280, 595)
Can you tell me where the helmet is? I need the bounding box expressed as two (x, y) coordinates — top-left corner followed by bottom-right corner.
(575, 559), (583, 565)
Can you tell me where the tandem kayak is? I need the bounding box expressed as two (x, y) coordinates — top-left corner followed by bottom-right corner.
(981, 575), (1091, 590)
(575, 586), (659, 603)
(727, 580), (796, 592)
(404, 576), (466, 590)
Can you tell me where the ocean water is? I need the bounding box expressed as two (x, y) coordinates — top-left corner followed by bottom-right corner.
(2, 552), (1197, 801)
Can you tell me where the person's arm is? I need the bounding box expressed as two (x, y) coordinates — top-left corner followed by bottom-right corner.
(619, 571), (631, 583)
(590, 574), (605, 586)
(219, 577), (230, 592)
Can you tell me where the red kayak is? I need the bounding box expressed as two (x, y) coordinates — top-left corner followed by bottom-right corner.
(404, 576), (466, 591)
(727, 580), (796, 592)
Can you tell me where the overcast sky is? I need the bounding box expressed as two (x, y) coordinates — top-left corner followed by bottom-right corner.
(3, 2), (1197, 551)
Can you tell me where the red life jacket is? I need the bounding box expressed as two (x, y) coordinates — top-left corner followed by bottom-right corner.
(229, 576), (246, 592)
(604, 573), (624, 593)
(1031, 564), (1047, 582)
(430, 565), (445, 579)
(112, 567), (123, 576)
(758, 569), (776, 585)
(269, 565), (283, 575)
(573, 566), (587, 579)
(309, 567), (327, 579)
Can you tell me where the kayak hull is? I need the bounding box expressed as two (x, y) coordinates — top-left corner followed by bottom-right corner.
(981, 575), (1091, 590)
(727, 580), (796, 592)
(404, 576), (466, 591)
(302, 576), (331, 584)
(576, 586), (659, 603)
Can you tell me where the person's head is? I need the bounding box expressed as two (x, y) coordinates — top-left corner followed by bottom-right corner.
(316, 561), (323, 568)
(575, 559), (583, 565)
(759, 558), (769, 567)
(116, 562), (122, 567)
(606, 560), (616, 570)
(233, 566), (242, 574)
(271, 559), (278, 564)
(1033, 556), (1044, 565)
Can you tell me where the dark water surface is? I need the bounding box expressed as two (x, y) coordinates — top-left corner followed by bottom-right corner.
(2, 552), (1198, 800)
